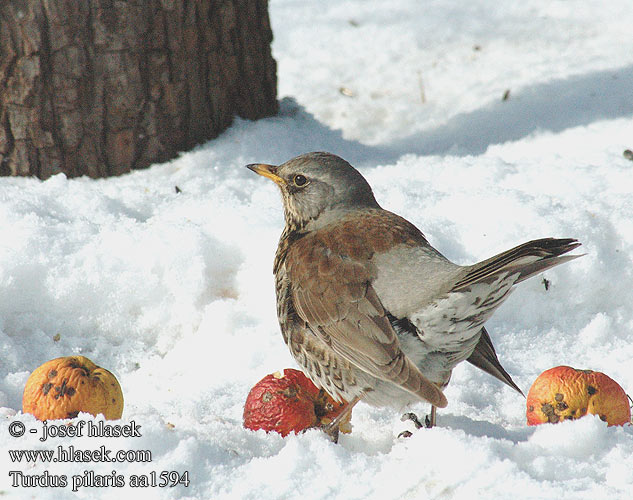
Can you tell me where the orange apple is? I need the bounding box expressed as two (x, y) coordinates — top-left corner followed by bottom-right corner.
(23, 356), (123, 421)
(526, 366), (630, 426)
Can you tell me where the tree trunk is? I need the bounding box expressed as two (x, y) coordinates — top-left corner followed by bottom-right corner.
(0, 0), (277, 179)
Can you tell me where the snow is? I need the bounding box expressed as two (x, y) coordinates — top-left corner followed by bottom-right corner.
(1, 1), (633, 498)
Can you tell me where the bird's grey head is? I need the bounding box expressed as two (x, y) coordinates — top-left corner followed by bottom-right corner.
(247, 152), (380, 230)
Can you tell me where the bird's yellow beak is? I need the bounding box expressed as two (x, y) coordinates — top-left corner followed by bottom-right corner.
(246, 163), (285, 186)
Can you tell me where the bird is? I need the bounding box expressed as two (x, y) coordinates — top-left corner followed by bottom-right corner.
(247, 152), (581, 439)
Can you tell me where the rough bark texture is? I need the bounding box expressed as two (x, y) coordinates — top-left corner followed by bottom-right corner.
(0, 0), (277, 179)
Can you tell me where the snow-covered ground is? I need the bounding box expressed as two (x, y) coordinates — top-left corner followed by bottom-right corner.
(2, 1), (633, 498)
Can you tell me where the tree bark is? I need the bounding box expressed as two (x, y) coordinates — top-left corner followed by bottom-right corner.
(0, 0), (277, 179)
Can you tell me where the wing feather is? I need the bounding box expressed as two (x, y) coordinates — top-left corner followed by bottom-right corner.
(288, 233), (448, 408)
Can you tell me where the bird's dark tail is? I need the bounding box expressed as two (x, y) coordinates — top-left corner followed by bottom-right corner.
(453, 238), (582, 290)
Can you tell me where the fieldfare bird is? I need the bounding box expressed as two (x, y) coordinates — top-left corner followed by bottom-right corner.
(248, 152), (580, 439)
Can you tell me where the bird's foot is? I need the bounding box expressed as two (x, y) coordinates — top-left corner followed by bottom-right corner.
(321, 420), (340, 443)
(320, 396), (360, 444)
(401, 412), (425, 429)
(424, 414), (434, 428)
(398, 407), (437, 438)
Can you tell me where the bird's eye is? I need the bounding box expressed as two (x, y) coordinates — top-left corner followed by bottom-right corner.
(293, 174), (308, 187)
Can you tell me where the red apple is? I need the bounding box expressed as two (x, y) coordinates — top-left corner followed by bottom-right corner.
(243, 369), (351, 436)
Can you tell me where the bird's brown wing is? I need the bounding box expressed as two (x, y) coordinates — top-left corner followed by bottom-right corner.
(286, 230), (447, 408)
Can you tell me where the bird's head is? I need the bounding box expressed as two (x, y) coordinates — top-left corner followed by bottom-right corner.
(247, 152), (379, 231)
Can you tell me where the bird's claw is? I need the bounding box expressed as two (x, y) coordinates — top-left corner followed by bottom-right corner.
(424, 414), (433, 428)
(400, 411), (425, 429)
(321, 420), (340, 443)
(399, 410), (436, 437)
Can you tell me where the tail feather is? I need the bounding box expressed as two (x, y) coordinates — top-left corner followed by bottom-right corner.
(461, 238), (581, 395)
(514, 253), (582, 284)
(453, 238), (581, 290)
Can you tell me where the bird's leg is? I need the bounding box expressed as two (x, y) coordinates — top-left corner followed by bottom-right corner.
(322, 396), (360, 443)
(425, 406), (437, 428)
